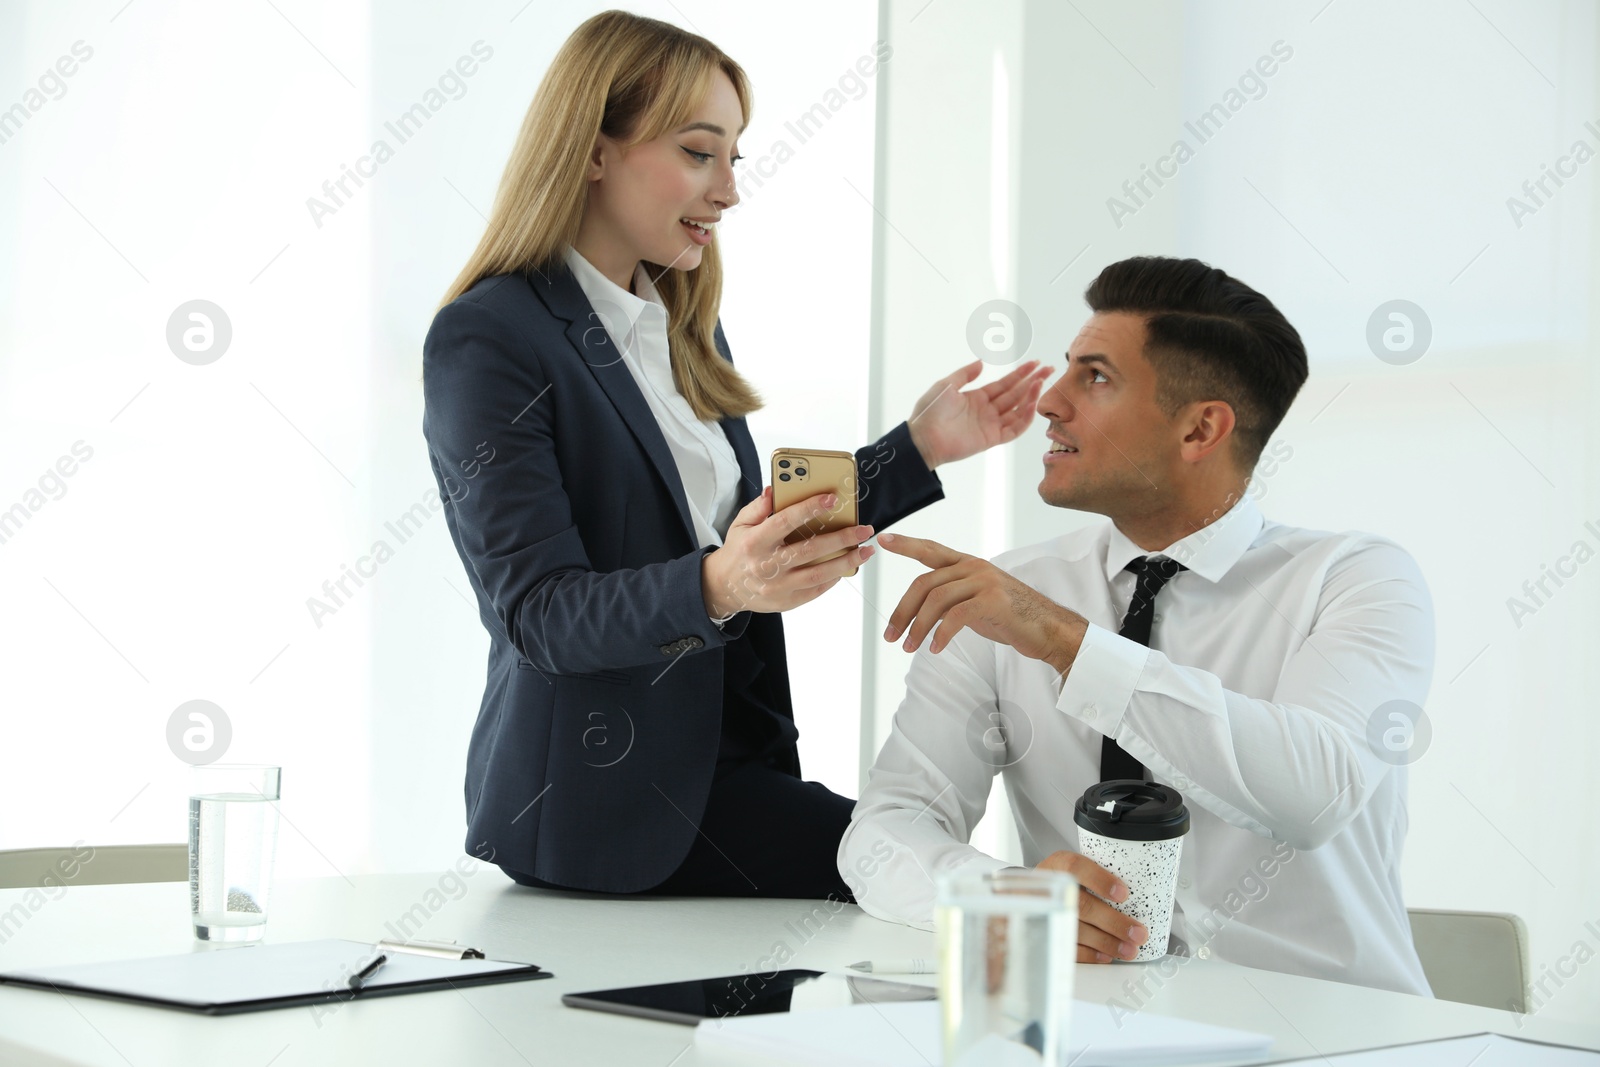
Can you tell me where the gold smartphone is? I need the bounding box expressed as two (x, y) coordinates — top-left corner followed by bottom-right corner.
(770, 448), (860, 577)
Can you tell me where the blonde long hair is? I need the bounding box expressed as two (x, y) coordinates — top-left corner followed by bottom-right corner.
(437, 9), (762, 420)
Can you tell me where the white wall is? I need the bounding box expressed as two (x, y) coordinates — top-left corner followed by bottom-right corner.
(0, 0), (378, 887)
(870, 0), (1599, 1026)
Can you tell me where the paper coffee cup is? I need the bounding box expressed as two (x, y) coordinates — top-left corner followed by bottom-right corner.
(1073, 780), (1189, 963)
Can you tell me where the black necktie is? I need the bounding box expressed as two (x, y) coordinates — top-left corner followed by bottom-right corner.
(1099, 555), (1186, 783)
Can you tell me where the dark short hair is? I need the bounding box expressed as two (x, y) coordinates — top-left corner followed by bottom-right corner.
(1084, 256), (1308, 466)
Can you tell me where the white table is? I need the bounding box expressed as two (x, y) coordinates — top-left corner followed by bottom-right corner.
(1, 872), (1596, 1066)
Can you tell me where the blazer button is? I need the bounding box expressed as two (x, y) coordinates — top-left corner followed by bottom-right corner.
(687, 637), (704, 649)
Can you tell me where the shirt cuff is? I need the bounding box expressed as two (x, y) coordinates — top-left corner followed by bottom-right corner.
(712, 611), (751, 639)
(692, 546), (752, 645)
(1055, 622), (1149, 739)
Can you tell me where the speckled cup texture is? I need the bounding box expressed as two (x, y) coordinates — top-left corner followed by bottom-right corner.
(1077, 826), (1184, 962)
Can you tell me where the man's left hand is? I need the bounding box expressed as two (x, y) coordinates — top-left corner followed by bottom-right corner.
(877, 532), (1087, 674)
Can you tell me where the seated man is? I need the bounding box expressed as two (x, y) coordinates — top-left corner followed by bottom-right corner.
(841, 256), (1433, 996)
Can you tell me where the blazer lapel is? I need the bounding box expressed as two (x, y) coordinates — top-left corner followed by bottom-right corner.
(524, 267), (698, 547)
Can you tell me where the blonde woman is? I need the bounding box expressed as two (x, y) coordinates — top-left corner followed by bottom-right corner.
(423, 10), (1049, 899)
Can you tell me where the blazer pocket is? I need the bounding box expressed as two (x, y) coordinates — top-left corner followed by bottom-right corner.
(516, 658), (631, 687)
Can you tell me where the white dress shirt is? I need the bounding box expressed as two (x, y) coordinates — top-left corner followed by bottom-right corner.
(563, 245), (742, 549)
(840, 493), (1436, 996)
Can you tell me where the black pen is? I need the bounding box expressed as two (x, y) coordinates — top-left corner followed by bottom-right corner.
(348, 953), (387, 991)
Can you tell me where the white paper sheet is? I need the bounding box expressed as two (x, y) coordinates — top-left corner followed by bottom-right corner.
(1259, 1032), (1599, 1066)
(696, 997), (1274, 1067)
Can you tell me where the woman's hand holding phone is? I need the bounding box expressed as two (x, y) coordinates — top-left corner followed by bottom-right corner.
(701, 486), (876, 617)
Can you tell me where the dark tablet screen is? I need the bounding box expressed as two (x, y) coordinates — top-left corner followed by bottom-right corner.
(561, 969), (936, 1026)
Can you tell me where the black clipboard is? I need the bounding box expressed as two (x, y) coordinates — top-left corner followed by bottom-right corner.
(0, 938), (551, 1016)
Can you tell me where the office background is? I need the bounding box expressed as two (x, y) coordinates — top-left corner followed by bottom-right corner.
(0, 0), (1593, 1026)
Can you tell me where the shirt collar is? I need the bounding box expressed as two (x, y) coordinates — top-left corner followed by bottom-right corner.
(1100, 492), (1264, 584)
(562, 245), (667, 336)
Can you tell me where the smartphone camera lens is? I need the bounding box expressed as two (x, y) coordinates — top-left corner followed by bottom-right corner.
(778, 459), (791, 469)
(795, 467), (807, 477)
(778, 473), (791, 482)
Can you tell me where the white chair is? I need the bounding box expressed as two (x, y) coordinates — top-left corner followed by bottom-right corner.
(1407, 908), (1530, 1013)
(0, 844), (186, 890)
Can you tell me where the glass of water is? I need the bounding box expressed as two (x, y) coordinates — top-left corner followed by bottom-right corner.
(936, 867), (1077, 1066)
(188, 764), (281, 942)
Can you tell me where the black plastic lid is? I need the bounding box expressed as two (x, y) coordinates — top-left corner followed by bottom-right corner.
(1073, 780), (1190, 841)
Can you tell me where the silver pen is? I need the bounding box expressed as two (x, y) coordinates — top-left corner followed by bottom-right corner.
(847, 958), (934, 974)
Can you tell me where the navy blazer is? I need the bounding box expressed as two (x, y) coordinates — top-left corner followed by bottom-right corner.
(421, 263), (945, 893)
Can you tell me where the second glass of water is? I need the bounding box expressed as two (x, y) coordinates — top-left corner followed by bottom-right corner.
(936, 867), (1077, 1066)
(188, 764), (281, 942)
